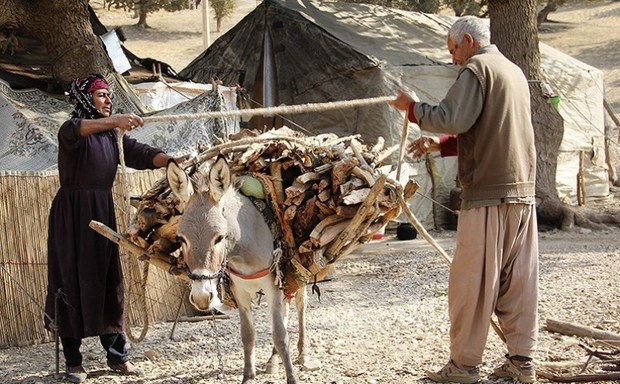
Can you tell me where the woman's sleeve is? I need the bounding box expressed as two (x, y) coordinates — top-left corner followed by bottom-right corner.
(57, 118), (84, 151)
(122, 134), (164, 170)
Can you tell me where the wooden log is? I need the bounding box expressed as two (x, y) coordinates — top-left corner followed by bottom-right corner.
(403, 180), (420, 201)
(332, 157), (359, 193)
(309, 216), (349, 245)
(285, 180), (311, 201)
(291, 189), (315, 206)
(296, 171), (323, 184)
(326, 174), (387, 260)
(336, 204), (363, 218)
(351, 166), (375, 187)
(317, 188), (331, 202)
(155, 215), (180, 241)
(537, 370), (620, 382)
(293, 196), (320, 242)
(315, 220), (351, 247)
(546, 318), (620, 341)
(342, 188), (371, 205)
(339, 178), (364, 195)
(269, 161), (286, 204)
(176, 314), (231, 322)
(89, 220), (188, 280)
(315, 200), (335, 217)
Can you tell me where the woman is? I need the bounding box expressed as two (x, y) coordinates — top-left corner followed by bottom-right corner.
(44, 74), (173, 383)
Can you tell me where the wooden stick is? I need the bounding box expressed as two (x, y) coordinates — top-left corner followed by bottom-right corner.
(396, 114), (409, 181)
(537, 370), (620, 382)
(325, 175), (387, 259)
(546, 318), (620, 341)
(89, 220), (189, 280)
(175, 314), (231, 322)
(577, 151), (585, 206)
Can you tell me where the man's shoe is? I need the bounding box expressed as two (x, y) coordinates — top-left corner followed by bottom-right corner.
(426, 360), (480, 383)
(493, 358), (536, 383)
(106, 360), (144, 376)
(66, 365), (87, 383)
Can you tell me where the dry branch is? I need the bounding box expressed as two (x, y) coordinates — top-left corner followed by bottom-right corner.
(546, 318), (620, 341)
(537, 370), (620, 382)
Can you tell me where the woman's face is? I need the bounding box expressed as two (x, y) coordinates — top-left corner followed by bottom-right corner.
(91, 88), (112, 117)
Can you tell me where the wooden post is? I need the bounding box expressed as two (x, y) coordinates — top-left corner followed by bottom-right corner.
(603, 99), (620, 141)
(577, 151), (585, 206)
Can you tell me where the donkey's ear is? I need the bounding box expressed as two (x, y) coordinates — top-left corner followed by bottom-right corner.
(167, 161), (194, 203)
(208, 156), (231, 204)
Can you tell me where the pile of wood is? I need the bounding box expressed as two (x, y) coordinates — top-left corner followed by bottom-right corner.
(121, 127), (417, 295)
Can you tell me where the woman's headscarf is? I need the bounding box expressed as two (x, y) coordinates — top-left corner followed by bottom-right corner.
(68, 74), (111, 119)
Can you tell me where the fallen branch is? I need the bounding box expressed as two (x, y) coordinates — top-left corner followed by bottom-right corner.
(537, 370), (620, 382)
(546, 318), (620, 341)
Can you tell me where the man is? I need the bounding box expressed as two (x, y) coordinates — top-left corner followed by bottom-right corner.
(44, 74), (175, 383)
(393, 16), (539, 384)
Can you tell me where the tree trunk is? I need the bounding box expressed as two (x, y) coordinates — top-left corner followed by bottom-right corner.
(488, 0), (620, 229)
(0, 0), (114, 86)
(537, 0), (567, 28)
(488, 0), (567, 227)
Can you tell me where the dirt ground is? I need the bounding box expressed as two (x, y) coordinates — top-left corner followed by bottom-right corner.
(2, 1), (620, 383)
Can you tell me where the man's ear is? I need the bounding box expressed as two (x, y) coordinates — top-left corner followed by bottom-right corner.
(463, 33), (475, 47)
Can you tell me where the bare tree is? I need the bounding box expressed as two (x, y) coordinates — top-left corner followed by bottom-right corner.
(0, 0), (114, 85)
(488, 0), (620, 229)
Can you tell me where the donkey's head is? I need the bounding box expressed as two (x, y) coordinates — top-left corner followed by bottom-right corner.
(167, 156), (240, 311)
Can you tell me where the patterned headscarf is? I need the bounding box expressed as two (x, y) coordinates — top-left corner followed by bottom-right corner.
(68, 74), (111, 119)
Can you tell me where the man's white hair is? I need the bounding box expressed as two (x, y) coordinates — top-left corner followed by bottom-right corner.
(448, 16), (491, 47)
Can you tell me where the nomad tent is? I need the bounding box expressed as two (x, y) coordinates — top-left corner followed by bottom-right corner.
(180, 0), (611, 228)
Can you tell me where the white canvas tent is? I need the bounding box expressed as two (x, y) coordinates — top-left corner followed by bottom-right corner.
(180, 0), (610, 228)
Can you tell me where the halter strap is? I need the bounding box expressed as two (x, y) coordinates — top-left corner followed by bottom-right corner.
(226, 266), (272, 280)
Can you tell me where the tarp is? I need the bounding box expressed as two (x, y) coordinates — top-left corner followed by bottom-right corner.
(180, 0), (610, 227)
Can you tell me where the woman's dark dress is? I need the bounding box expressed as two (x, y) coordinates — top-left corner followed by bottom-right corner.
(44, 118), (163, 339)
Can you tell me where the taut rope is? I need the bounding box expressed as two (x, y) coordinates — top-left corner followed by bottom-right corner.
(142, 96), (396, 123)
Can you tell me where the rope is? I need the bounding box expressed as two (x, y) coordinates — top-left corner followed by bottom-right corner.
(143, 96), (395, 123)
(116, 130), (150, 343)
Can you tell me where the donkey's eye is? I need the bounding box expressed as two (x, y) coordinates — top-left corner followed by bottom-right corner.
(178, 235), (190, 253)
(213, 235), (225, 245)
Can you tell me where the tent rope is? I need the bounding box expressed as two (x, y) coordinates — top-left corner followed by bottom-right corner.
(142, 95), (395, 123)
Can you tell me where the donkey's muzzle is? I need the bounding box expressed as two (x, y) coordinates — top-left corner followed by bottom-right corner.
(189, 280), (221, 311)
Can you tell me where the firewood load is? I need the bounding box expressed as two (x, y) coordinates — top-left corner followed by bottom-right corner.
(121, 127), (417, 296)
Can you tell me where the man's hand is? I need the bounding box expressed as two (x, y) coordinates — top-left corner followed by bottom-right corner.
(392, 89), (415, 111)
(409, 136), (440, 158)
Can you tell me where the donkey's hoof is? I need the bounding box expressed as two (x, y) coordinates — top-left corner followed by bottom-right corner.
(265, 360), (279, 374)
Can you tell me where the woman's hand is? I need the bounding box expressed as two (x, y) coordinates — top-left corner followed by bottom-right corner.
(115, 114), (144, 131)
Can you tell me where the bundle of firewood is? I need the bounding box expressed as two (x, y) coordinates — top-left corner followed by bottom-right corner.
(125, 127), (411, 294)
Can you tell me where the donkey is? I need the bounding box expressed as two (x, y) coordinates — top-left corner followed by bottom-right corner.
(167, 156), (307, 384)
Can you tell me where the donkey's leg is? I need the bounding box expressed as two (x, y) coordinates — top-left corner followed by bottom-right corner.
(235, 290), (257, 384)
(267, 286), (298, 384)
(294, 285), (307, 365)
(265, 296), (290, 374)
